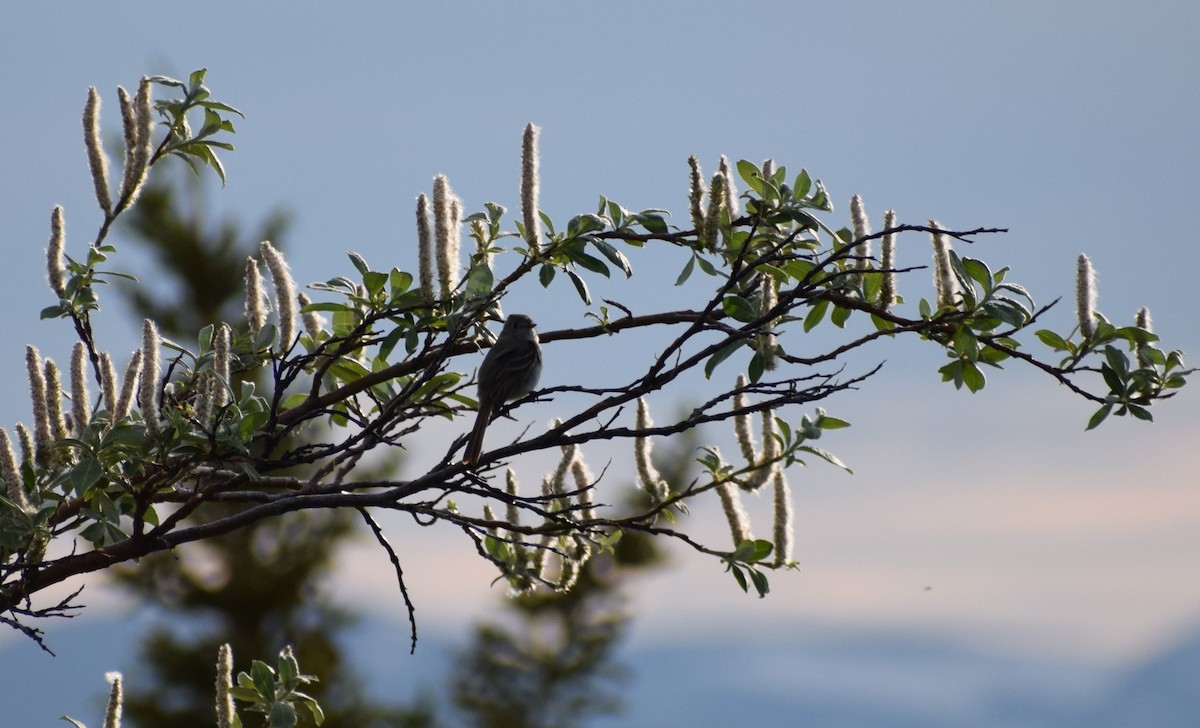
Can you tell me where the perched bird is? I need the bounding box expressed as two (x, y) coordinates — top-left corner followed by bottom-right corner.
(462, 314), (542, 466)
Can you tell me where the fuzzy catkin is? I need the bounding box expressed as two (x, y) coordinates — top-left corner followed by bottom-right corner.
(879, 209), (898, 311)
(83, 87), (113, 216)
(260, 241), (297, 349)
(1076, 254), (1097, 338)
(139, 320), (161, 434)
(521, 123), (542, 250)
(416, 193), (435, 303)
(47, 206), (67, 299)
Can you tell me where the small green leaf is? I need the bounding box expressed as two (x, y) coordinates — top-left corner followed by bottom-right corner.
(1085, 403), (1113, 430)
(675, 254), (696, 286)
(721, 295), (758, 323)
(539, 264), (556, 287)
(566, 269), (591, 304)
(803, 299), (829, 332)
(704, 340), (743, 379)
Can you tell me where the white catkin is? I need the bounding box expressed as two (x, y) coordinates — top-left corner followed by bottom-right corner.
(139, 320), (161, 434)
(850, 194), (872, 273)
(114, 350), (143, 422)
(297, 293), (324, 342)
(635, 398), (668, 501)
(47, 206), (67, 299)
(505, 468), (527, 565)
(416, 193), (435, 303)
(759, 276), (778, 371)
(25, 347), (52, 466)
(260, 241), (297, 349)
(929, 220), (958, 308)
(572, 458), (595, 523)
(0, 429), (30, 512)
(244, 256), (267, 334)
(70, 342), (90, 435)
(213, 324), (231, 408)
(15, 424), (34, 470)
(717, 480), (753, 546)
(521, 123), (542, 250)
(433, 175), (462, 298)
(718, 155), (739, 219)
(482, 504), (499, 536)
(688, 155), (706, 233)
(117, 86), (138, 206)
(771, 468), (794, 567)
(703, 173), (726, 252)
(99, 351), (118, 415)
(880, 209), (898, 311)
(103, 671), (123, 728)
(733, 375), (755, 463)
(1076, 254), (1097, 338)
(216, 644), (235, 728)
(1136, 307), (1153, 333)
(44, 361), (71, 449)
(83, 87), (113, 216)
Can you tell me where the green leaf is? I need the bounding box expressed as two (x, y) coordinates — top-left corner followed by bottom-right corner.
(749, 568), (770, 597)
(794, 169), (812, 198)
(830, 303), (851, 328)
(539, 264), (556, 287)
(736, 159), (764, 194)
(1085, 403), (1113, 430)
(637, 212), (669, 235)
(730, 563), (748, 592)
(567, 249), (610, 277)
(250, 661), (275, 699)
(748, 351), (765, 384)
(803, 299), (829, 332)
(961, 361), (986, 392)
(721, 295), (758, 323)
(815, 415), (850, 430)
(675, 254), (696, 286)
(704, 340), (743, 379)
(68, 458), (104, 494)
(960, 257), (991, 290)
(268, 701), (297, 728)
(1035, 329), (1070, 351)
(566, 269), (591, 304)
(592, 239), (633, 277)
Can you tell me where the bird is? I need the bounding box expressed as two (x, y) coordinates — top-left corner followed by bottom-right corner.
(462, 313), (542, 466)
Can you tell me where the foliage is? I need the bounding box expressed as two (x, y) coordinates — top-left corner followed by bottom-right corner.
(0, 69), (1191, 665)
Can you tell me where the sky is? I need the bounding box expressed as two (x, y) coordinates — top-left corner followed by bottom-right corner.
(1, 1), (1199, 724)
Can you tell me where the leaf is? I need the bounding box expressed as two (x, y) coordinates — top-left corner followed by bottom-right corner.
(637, 212), (669, 235)
(730, 564), (748, 592)
(1035, 329), (1070, 351)
(798, 445), (854, 473)
(268, 701), (297, 728)
(68, 458), (104, 494)
(794, 169), (812, 198)
(675, 254), (696, 286)
(749, 568), (770, 597)
(815, 415), (850, 430)
(567, 249), (611, 277)
(539, 264), (556, 287)
(1085, 403), (1113, 430)
(704, 340), (743, 379)
(748, 351), (765, 384)
(566, 269), (591, 304)
(721, 295), (757, 323)
(803, 299), (829, 332)
(736, 159), (764, 194)
(251, 661), (275, 699)
(592, 239), (633, 277)
(960, 257), (991, 290)
(961, 361), (986, 392)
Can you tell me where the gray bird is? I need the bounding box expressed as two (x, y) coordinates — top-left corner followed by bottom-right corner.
(462, 314), (542, 466)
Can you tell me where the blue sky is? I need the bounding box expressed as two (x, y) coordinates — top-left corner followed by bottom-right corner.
(1, 1), (1199, 724)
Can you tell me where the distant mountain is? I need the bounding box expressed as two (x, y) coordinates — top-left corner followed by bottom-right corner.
(1068, 628), (1200, 728)
(4, 615), (1198, 727)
